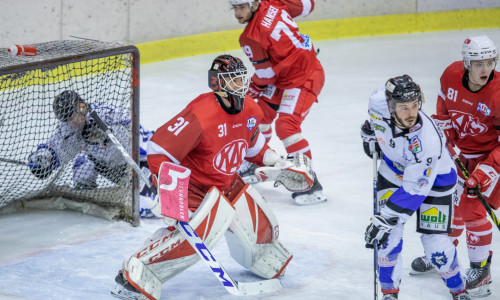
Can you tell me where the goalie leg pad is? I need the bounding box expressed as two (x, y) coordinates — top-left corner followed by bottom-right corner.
(225, 184), (293, 279)
(123, 187), (235, 296)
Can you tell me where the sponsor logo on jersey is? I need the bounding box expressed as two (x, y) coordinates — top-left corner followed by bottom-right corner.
(232, 123), (242, 128)
(374, 123), (386, 133)
(462, 99), (473, 106)
(423, 168), (432, 177)
(213, 139), (248, 175)
(477, 102), (491, 116)
(262, 5), (279, 28)
(416, 177), (429, 189)
(431, 251), (448, 269)
(420, 206), (448, 230)
(379, 190), (393, 207)
(449, 110), (488, 137)
(247, 117), (257, 131)
(370, 113), (380, 120)
(409, 136), (422, 153)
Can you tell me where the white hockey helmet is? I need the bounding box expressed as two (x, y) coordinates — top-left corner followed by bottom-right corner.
(462, 35), (498, 69)
(228, 0), (259, 6)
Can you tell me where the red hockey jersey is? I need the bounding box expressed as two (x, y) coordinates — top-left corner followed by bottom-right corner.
(239, 0), (320, 90)
(147, 92), (266, 192)
(436, 61), (500, 163)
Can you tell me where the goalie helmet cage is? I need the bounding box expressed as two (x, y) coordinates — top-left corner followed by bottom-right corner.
(0, 40), (141, 226)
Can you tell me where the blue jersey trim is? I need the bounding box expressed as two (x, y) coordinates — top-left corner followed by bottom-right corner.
(384, 156), (404, 175)
(433, 168), (457, 187)
(388, 186), (426, 213)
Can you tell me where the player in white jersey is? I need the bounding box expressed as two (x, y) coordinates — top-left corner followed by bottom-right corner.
(27, 90), (156, 217)
(362, 75), (471, 300)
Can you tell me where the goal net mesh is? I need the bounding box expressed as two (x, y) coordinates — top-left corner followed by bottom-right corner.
(0, 40), (140, 225)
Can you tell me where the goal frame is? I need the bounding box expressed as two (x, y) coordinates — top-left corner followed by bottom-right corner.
(0, 45), (141, 226)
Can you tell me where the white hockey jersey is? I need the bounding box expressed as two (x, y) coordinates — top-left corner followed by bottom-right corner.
(46, 103), (137, 168)
(368, 84), (457, 222)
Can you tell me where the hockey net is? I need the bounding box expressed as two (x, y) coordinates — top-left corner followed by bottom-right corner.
(0, 40), (141, 225)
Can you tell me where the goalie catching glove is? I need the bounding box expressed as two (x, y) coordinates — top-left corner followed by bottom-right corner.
(254, 153), (314, 192)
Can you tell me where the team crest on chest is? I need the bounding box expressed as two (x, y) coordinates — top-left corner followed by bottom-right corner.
(247, 117), (257, 131)
(213, 139), (248, 175)
(409, 136), (422, 153)
(477, 102), (491, 116)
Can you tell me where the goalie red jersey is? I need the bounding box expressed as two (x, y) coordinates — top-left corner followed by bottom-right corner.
(239, 0), (320, 91)
(147, 92), (266, 192)
(436, 61), (500, 156)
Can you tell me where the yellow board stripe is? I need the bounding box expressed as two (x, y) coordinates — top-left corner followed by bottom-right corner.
(137, 8), (500, 64)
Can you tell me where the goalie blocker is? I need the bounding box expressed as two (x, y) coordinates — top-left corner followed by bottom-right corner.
(114, 171), (292, 300)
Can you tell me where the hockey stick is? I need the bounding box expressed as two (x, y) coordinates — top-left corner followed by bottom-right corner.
(90, 111), (282, 296)
(0, 157), (26, 166)
(371, 149), (379, 300)
(446, 143), (500, 231)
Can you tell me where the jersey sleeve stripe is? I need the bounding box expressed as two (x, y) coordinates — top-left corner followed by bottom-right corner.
(300, 0), (313, 17)
(147, 141), (180, 165)
(246, 132), (266, 158)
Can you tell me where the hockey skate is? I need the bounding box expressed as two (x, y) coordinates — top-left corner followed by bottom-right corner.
(451, 290), (472, 300)
(466, 251), (492, 298)
(237, 160), (259, 184)
(409, 255), (436, 275)
(291, 175), (327, 205)
(381, 293), (398, 299)
(111, 271), (143, 300)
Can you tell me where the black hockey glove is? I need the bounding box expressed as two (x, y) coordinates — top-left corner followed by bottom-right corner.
(364, 214), (397, 248)
(82, 119), (109, 145)
(28, 144), (60, 179)
(360, 120), (383, 159)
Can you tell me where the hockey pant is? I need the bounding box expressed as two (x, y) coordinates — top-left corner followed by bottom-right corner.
(449, 152), (497, 263)
(225, 183), (293, 279)
(376, 164), (465, 294)
(122, 187), (235, 299)
(256, 64), (324, 159)
(72, 153), (128, 188)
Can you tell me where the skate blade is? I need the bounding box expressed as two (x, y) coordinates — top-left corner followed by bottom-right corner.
(111, 284), (142, 300)
(467, 281), (492, 298)
(293, 190), (327, 206)
(409, 268), (437, 276)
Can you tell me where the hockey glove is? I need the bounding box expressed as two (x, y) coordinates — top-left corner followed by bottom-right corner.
(365, 215), (397, 248)
(274, 153), (314, 192)
(81, 119), (108, 145)
(465, 163), (499, 193)
(431, 114), (457, 147)
(247, 81), (266, 99)
(28, 144), (60, 179)
(360, 120), (383, 159)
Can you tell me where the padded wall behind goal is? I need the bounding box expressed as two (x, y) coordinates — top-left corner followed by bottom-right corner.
(0, 40), (140, 225)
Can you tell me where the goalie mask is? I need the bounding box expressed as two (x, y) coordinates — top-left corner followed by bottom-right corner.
(462, 35), (498, 69)
(385, 74), (423, 115)
(208, 54), (249, 112)
(53, 90), (88, 122)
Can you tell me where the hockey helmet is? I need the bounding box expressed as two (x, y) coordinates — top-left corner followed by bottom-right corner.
(208, 54), (249, 111)
(53, 90), (87, 122)
(462, 36), (498, 69)
(228, 0), (260, 7)
(385, 75), (423, 114)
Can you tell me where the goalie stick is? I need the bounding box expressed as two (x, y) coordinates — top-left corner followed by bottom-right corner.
(90, 111), (282, 297)
(0, 157), (26, 166)
(446, 143), (500, 231)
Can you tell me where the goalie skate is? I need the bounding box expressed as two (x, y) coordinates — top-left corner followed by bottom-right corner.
(111, 271), (143, 300)
(291, 176), (327, 205)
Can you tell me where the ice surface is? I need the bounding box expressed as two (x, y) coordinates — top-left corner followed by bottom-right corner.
(1, 28), (500, 300)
